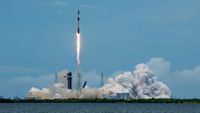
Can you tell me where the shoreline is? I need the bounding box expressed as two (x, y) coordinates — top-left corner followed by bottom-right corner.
(0, 98), (200, 104)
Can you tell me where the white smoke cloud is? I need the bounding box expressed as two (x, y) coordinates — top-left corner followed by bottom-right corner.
(146, 57), (200, 98)
(29, 87), (50, 99)
(147, 57), (170, 78)
(28, 70), (101, 99)
(28, 63), (171, 99)
(100, 64), (171, 99)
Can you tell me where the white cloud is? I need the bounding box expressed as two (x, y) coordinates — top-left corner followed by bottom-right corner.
(146, 3), (200, 23)
(57, 10), (64, 15)
(39, 2), (47, 6)
(0, 65), (48, 77)
(0, 65), (51, 98)
(146, 57), (200, 98)
(80, 5), (104, 10)
(55, 1), (67, 6)
(0, 74), (54, 98)
(147, 57), (170, 78)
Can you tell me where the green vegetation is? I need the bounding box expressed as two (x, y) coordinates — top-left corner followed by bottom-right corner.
(0, 98), (200, 103)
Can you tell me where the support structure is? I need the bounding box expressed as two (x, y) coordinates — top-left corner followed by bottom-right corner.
(55, 67), (58, 84)
(101, 72), (104, 87)
(67, 72), (72, 89)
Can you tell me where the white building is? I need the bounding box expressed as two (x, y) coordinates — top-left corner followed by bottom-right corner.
(105, 93), (130, 100)
(116, 93), (130, 100)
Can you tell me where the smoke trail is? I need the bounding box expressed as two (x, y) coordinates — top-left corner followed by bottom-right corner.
(28, 64), (171, 99)
(76, 33), (80, 66)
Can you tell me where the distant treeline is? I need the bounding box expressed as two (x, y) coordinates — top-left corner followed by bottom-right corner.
(1, 98), (200, 103)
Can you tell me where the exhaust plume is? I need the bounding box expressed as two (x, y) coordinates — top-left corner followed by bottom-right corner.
(76, 33), (80, 66)
(100, 64), (171, 99)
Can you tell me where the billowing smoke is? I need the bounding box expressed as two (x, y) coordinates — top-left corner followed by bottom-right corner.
(28, 64), (171, 99)
(100, 64), (171, 99)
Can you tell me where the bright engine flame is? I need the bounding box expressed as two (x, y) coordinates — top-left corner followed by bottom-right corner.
(76, 33), (80, 66)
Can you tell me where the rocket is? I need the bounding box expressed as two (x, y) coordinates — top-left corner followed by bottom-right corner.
(77, 10), (80, 33)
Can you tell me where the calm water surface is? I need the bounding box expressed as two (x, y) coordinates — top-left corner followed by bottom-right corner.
(0, 103), (200, 113)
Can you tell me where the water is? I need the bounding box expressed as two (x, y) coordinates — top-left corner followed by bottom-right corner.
(0, 103), (200, 113)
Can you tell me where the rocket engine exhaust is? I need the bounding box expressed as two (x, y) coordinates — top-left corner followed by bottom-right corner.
(76, 33), (80, 67)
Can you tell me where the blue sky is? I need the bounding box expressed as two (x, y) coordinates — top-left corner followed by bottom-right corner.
(0, 0), (200, 98)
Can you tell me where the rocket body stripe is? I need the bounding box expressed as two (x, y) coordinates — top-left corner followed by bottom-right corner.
(77, 10), (80, 33)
